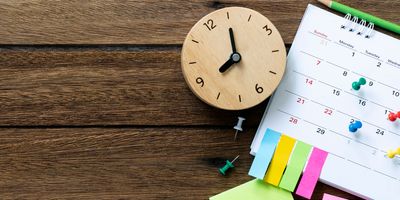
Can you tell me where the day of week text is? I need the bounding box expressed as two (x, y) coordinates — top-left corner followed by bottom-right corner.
(365, 50), (380, 59)
(339, 40), (354, 49)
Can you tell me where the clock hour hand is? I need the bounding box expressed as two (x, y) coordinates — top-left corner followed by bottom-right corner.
(229, 28), (237, 53)
(219, 53), (241, 73)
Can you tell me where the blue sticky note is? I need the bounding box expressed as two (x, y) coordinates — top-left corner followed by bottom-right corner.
(248, 129), (281, 179)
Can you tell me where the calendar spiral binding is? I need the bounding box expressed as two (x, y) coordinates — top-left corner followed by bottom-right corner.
(340, 13), (375, 38)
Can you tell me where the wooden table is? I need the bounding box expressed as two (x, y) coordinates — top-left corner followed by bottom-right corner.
(0, 0), (398, 199)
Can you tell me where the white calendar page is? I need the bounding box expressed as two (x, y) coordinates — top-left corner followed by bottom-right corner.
(251, 4), (400, 200)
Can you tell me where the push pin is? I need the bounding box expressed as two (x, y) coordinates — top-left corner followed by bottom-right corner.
(388, 111), (400, 122)
(386, 148), (400, 159)
(349, 120), (362, 133)
(234, 117), (246, 140)
(219, 155), (239, 176)
(352, 77), (366, 91)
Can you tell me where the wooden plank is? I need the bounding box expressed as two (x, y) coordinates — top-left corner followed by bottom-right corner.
(1, 0), (397, 45)
(0, 48), (266, 126)
(0, 0), (309, 45)
(0, 127), (360, 199)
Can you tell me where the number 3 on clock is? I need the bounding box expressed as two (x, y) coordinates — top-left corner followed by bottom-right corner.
(263, 24), (272, 35)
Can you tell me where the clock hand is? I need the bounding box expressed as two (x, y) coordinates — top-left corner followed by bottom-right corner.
(229, 28), (237, 53)
(219, 52), (241, 73)
(219, 28), (241, 73)
(219, 57), (235, 73)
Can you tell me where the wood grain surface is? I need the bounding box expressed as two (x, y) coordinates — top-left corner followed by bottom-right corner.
(0, 0), (398, 199)
(0, 127), (359, 200)
(0, 47), (267, 126)
(0, 0), (398, 45)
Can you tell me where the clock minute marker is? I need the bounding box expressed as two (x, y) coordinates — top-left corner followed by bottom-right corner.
(227, 12), (229, 19)
(217, 92), (221, 100)
(272, 50), (279, 53)
(189, 62), (196, 64)
(269, 70), (277, 75)
(192, 39), (199, 43)
(248, 14), (252, 22)
(239, 95), (242, 102)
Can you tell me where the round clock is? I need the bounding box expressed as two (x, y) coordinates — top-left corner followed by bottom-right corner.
(181, 7), (286, 110)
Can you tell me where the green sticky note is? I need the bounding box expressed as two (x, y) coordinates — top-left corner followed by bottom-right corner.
(210, 179), (293, 200)
(279, 141), (312, 192)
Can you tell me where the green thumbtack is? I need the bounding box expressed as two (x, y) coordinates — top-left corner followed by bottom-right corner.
(219, 155), (239, 176)
(352, 77), (366, 90)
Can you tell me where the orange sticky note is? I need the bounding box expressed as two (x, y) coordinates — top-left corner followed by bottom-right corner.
(264, 134), (296, 186)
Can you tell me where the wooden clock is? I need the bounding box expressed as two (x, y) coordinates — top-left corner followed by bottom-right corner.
(181, 7), (286, 110)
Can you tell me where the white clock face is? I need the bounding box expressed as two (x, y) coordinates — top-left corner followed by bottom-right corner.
(181, 7), (286, 110)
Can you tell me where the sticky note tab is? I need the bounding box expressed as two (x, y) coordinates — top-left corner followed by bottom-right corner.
(279, 141), (312, 192)
(264, 134), (296, 186)
(209, 179), (293, 200)
(296, 147), (328, 199)
(248, 129), (281, 179)
(322, 193), (348, 200)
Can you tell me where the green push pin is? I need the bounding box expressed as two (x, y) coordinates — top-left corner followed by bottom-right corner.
(219, 155), (239, 176)
(352, 77), (366, 90)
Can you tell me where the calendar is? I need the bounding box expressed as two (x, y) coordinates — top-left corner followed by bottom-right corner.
(251, 5), (400, 200)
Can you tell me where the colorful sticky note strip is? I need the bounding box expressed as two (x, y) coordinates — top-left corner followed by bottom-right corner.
(279, 141), (312, 192)
(248, 129), (281, 179)
(322, 193), (348, 200)
(296, 147), (328, 199)
(264, 134), (296, 186)
(209, 179), (293, 200)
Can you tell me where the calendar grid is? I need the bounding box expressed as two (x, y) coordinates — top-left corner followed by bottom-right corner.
(282, 87), (400, 138)
(253, 5), (400, 199)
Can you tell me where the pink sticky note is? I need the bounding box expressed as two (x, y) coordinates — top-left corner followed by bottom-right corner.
(322, 193), (348, 200)
(295, 147), (328, 199)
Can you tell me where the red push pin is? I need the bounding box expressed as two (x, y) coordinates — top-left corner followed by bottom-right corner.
(388, 111), (400, 122)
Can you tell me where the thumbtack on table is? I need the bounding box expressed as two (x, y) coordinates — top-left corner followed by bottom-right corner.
(219, 155), (240, 176)
(234, 117), (246, 140)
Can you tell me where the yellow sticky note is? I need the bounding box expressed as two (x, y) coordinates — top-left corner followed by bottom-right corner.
(264, 134), (296, 186)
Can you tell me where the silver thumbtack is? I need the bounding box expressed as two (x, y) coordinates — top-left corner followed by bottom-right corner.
(234, 117), (246, 141)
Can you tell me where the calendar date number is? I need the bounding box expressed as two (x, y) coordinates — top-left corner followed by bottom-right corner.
(289, 117), (298, 124)
(316, 128), (325, 135)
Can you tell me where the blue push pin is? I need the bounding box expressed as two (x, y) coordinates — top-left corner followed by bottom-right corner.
(349, 120), (362, 133)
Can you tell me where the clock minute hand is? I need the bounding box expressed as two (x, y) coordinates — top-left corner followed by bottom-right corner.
(219, 28), (241, 73)
(229, 28), (237, 53)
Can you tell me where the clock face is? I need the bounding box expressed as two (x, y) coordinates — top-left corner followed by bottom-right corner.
(181, 7), (286, 110)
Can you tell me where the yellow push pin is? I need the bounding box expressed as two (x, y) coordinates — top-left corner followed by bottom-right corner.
(386, 148), (400, 159)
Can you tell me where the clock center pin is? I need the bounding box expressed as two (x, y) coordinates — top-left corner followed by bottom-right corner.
(231, 53), (241, 63)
